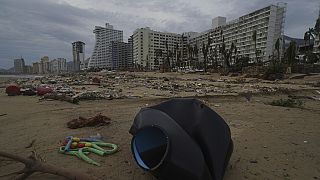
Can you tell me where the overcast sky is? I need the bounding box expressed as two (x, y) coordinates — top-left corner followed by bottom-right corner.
(0, 0), (319, 69)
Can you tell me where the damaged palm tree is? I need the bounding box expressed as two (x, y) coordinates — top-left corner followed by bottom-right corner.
(0, 151), (96, 180)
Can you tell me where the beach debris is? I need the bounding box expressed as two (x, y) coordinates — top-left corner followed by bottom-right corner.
(92, 77), (101, 84)
(59, 136), (118, 166)
(43, 93), (79, 104)
(67, 114), (111, 129)
(270, 99), (303, 108)
(288, 95), (320, 101)
(25, 139), (36, 149)
(37, 86), (53, 96)
(0, 113), (7, 117)
(240, 91), (253, 101)
(5, 83), (21, 96)
(0, 151), (96, 179)
(21, 88), (37, 96)
(73, 91), (112, 100)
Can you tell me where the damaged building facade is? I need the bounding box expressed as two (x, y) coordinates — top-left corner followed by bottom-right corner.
(133, 4), (287, 69)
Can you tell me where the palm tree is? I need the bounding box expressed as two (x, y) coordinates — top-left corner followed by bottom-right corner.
(252, 30), (258, 64)
(229, 42), (235, 65)
(219, 29), (230, 68)
(275, 38), (280, 62)
(154, 49), (162, 68)
(174, 42), (179, 68)
(193, 44), (199, 68)
(165, 39), (170, 69)
(286, 41), (297, 65)
(187, 43), (193, 68)
(202, 37), (212, 72)
(304, 28), (315, 46)
(233, 43), (238, 65)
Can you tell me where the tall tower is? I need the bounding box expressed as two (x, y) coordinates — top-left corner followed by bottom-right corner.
(72, 41), (85, 71)
(88, 23), (123, 69)
(14, 58), (25, 74)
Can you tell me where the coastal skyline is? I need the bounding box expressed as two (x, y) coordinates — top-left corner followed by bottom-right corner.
(0, 0), (319, 69)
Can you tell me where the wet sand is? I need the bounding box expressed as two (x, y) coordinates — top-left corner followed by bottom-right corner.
(0, 73), (319, 180)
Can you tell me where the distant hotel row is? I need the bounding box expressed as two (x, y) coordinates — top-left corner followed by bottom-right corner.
(14, 4), (288, 74)
(87, 4), (287, 70)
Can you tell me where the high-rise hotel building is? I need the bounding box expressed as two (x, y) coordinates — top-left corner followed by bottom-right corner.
(72, 41), (85, 71)
(89, 23), (123, 68)
(133, 27), (185, 69)
(133, 4), (287, 69)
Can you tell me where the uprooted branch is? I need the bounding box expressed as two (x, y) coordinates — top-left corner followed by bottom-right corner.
(0, 151), (97, 180)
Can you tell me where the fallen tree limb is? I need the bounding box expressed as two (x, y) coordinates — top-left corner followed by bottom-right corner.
(0, 151), (97, 180)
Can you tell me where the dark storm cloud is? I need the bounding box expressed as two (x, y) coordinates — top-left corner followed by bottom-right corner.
(0, 0), (319, 68)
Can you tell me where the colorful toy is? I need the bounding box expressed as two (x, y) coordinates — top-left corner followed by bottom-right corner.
(59, 136), (118, 166)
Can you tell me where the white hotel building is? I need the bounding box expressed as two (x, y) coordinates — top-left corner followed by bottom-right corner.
(133, 4), (287, 69)
(133, 27), (184, 69)
(89, 23), (123, 68)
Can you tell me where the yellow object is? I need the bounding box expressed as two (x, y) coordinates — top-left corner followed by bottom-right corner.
(73, 137), (80, 142)
(85, 142), (92, 147)
(71, 142), (78, 149)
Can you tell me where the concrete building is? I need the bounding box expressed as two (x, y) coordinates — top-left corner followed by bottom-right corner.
(24, 65), (33, 74)
(111, 41), (133, 70)
(89, 23), (123, 69)
(314, 8), (320, 54)
(133, 4), (287, 69)
(72, 41), (85, 71)
(133, 27), (184, 69)
(40, 56), (50, 74)
(190, 3), (287, 65)
(49, 58), (67, 74)
(212, 16), (227, 29)
(32, 62), (40, 74)
(67, 61), (74, 72)
(127, 36), (134, 68)
(14, 58), (25, 74)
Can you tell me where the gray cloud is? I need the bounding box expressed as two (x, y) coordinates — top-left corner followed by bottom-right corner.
(0, 0), (319, 68)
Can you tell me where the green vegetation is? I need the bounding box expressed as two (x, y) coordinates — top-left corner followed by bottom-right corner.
(270, 99), (303, 108)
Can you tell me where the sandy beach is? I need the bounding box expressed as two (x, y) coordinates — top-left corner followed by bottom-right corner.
(0, 72), (319, 180)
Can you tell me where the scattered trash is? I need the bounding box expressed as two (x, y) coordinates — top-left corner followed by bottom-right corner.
(92, 77), (101, 84)
(0, 113), (7, 117)
(43, 93), (79, 104)
(270, 99), (303, 108)
(37, 86), (53, 96)
(5, 83), (21, 96)
(21, 88), (36, 96)
(73, 91), (112, 101)
(67, 114), (111, 129)
(59, 136), (118, 166)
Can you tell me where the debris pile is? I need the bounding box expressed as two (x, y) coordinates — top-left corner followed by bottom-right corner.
(5, 83), (21, 96)
(67, 114), (111, 129)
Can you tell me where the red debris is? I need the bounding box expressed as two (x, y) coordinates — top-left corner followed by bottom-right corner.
(5, 83), (21, 96)
(37, 87), (53, 96)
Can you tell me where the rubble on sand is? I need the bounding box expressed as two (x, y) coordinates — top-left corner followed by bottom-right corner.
(67, 114), (111, 129)
(42, 92), (79, 104)
(73, 91), (112, 100)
